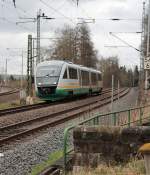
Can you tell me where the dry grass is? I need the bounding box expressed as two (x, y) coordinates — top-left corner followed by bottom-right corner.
(70, 159), (145, 175)
(0, 101), (20, 110)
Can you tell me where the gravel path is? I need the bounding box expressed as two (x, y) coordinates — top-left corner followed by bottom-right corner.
(0, 88), (139, 175)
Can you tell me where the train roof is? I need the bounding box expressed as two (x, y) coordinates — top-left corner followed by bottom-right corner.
(37, 60), (65, 67)
(37, 60), (101, 73)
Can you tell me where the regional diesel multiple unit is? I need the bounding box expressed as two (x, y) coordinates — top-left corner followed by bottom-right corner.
(35, 60), (103, 101)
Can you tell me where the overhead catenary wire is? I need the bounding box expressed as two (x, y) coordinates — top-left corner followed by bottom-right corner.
(54, 0), (68, 12)
(1, 0), (142, 27)
(1, 0), (142, 24)
(104, 46), (140, 65)
(0, 0), (142, 67)
(0, 0), (23, 20)
(70, 0), (92, 19)
(1, 0), (33, 18)
(40, 0), (67, 27)
(0, 0), (34, 31)
(0, 16), (32, 31)
(110, 32), (141, 52)
(95, 18), (141, 21)
(40, 0), (76, 25)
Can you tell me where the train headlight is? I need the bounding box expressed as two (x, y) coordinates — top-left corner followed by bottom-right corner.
(38, 82), (41, 85)
(53, 82), (57, 85)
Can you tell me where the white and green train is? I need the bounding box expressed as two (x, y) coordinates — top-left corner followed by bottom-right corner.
(35, 60), (103, 101)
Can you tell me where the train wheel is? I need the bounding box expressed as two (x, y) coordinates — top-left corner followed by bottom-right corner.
(68, 91), (73, 99)
(89, 89), (92, 96)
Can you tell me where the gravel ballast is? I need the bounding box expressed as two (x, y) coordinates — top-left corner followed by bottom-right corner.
(0, 88), (139, 175)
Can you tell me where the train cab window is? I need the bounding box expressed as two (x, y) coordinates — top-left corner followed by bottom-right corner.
(63, 69), (68, 79)
(98, 73), (102, 81)
(69, 67), (78, 79)
(91, 73), (97, 85)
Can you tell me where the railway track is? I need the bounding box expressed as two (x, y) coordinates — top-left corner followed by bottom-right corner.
(0, 88), (129, 145)
(0, 102), (49, 116)
(39, 166), (61, 175)
(0, 88), (113, 117)
(0, 88), (19, 96)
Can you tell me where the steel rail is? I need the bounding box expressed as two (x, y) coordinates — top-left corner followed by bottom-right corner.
(0, 88), (114, 117)
(0, 88), (129, 145)
(39, 166), (61, 175)
(0, 88), (126, 131)
(0, 89), (19, 96)
(0, 102), (49, 116)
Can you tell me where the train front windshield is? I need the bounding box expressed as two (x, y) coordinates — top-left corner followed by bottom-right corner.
(36, 65), (62, 86)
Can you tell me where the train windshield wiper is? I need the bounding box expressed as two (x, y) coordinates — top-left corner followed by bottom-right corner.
(45, 74), (50, 77)
(44, 74), (59, 77)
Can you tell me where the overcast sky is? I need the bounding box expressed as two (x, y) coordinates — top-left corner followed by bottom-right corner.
(0, 0), (145, 74)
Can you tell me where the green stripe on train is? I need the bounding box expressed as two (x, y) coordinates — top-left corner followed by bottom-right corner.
(36, 88), (100, 101)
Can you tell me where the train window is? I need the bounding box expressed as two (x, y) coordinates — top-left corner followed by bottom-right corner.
(63, 69), (68, 79)
(98, 73), (102, 81)
(69, 67), (78, 79)
(91, 73), (97, 85)
(81, 70), (89, 86)
(36, 65), (61, 77)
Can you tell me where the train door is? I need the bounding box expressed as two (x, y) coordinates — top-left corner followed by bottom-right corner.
(78, 69), (82, 88)
(68, 66), (78, 95)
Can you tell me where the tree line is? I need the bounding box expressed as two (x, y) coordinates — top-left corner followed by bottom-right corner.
(42, 23), (139, 88)
(98, 57), (139, 87)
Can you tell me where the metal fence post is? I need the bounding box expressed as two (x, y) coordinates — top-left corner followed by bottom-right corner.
(96, 116), (99, 125)
(93, 118), (96, 125)
(64, 128), (69, 174)
(140, 107), (143, 125)
(128, 110), (131, 127)
(113, 113), (116, 126)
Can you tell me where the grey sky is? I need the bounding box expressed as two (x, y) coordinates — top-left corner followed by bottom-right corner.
(0, 0), (144, 74)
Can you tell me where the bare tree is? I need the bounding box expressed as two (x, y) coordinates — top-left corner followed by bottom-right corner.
(50, 24), (98, 68)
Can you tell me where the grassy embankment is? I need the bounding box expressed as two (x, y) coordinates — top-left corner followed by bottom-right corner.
(29, 150), (63, 175)
(0, 101), (20, 110)
(29, 150), (145, 175)
(70, 159), (145, 175)
(0, 98), (44, 110)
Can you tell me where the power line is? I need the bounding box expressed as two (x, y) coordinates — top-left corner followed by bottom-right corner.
(109, 32), (142, 34)
(0, 0), (34, 31)
(17, 9), (55, 64)
(0, 17), (32, 31)
(54, 0), (68, 12)
(39, 0), (68, 26)
(104, 41), (140, 65)
(95, 18), (141, 21)
(1, 0), (32, 18)
(40, 0), (76, 25)
(110, 32), (141, 52)
(0, 0), (142, 25)
(103, 51), (139, 66)
(0, 1), (22, 20)
(70, 0), (92, 19)
(104, 45), (130, 48)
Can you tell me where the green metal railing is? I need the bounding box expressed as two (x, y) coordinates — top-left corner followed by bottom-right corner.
(63, 104), (150, 173)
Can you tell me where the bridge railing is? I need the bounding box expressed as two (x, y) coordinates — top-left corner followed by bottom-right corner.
(63, 104), (150, 172)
